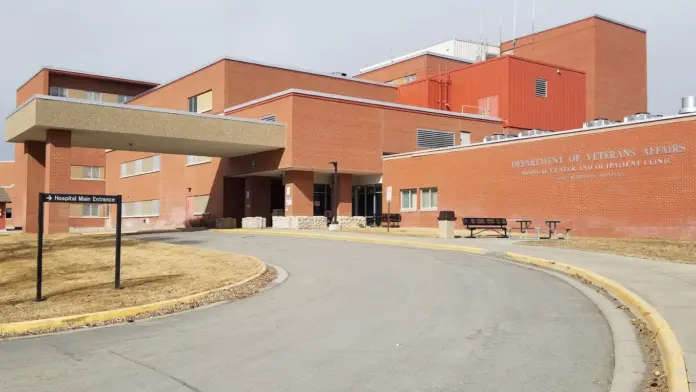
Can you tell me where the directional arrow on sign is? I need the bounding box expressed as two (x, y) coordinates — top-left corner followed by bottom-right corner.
(46, 195), (52, 201)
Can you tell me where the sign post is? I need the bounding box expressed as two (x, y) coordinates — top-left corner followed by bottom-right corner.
(36, 193), (122, 301)
(386, 186), (393, 233)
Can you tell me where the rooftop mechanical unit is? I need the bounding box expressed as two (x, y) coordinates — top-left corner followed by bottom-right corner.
(483, 134), (518, 143)
(623, 112), (662, 123)
(583, 118), (618, 129)
(679, 96), (696, 114)
(518, 129), (553, 138)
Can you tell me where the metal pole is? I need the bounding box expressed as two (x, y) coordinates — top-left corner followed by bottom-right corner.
(115, 195), (122, 289)
(36, 193), (44, 302)
(330, 162), (338, 224)
(387, 201), (390, 233)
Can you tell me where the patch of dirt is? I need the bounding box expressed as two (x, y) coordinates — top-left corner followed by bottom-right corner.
(1, 267), (276, 338)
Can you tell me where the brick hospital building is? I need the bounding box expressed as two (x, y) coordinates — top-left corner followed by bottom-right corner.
(3, 15), (695, 239)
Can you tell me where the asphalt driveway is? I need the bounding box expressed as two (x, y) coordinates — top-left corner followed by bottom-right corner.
(0, 231), (613, 392)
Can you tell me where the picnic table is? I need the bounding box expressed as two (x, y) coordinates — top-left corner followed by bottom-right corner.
(513, 219), (532, 234)
(545, 220), (561, 239)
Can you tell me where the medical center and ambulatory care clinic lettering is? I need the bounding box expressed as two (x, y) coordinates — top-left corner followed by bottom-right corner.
(511, 143), (687, 180)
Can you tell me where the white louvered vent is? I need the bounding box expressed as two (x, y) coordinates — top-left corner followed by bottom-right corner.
(417, 129), (455, 149)
(535, 78), (548, 97)
(260, 114), (276, 122)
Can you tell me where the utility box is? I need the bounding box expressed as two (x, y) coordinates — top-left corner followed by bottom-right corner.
(437, 211), (456, 239)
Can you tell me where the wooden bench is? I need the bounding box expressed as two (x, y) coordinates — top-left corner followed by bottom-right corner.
(379, 213), (401, 228)
(462, 217), (508, 238)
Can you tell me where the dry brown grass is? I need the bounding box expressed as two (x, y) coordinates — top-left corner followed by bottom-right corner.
(521, 237), (696, 264)
(0, 234), (264, 323)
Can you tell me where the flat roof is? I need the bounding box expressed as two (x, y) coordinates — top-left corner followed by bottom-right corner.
(502, 14), (645, 45)
(126, 56), (395, 104)
(384, 111), (695, 160)
(224, 88), (502, 122)
(17, 67), (159, 92)
(357, 51), (474, 75)
(6, 95), (286, 158)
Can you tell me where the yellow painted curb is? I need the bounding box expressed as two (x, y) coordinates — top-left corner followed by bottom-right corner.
(506, 252), (689, 392)
(0, 263), (268, 337)
(215, 229), (486, 255)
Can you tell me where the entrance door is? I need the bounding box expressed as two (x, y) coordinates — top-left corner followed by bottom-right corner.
(352, 184), (382, 226)
(313, 184), (332, 217)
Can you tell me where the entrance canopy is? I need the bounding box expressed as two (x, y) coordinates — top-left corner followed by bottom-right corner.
(5, 96), (286, 157)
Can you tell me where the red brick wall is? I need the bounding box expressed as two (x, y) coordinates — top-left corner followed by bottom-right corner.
(44, 130), (71, 233)
(228, 92), (504, 176)
(594, 18), (647, 120)
(285, 170), (313, 216)
(224, 59), (397, 107)
(16, 69), (49, 106)
(501, 16), (646, 121)
(383, 117), (696, 239)
(129, 60), (227, 113)
(0, 163), (18, 227)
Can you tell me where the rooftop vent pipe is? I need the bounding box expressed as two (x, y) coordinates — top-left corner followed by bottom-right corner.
(679, 96), (696, 114)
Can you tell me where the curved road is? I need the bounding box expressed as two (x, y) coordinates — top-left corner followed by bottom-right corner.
(0, 232), (613, 391)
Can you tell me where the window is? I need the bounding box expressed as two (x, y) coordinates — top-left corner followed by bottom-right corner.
(417, 129), (455, 149)
(460, 131), (471, 146)
(186, 155), (213, 166)
(403, 74), (417, 84)
(192, 195), (210, 215)
(117, 95), (132, 104)
(188, 91), (212, 113)
(122, 200), (160, 218)
(49, 87), (67, 97)
(84, 91), (102, 102)
(535, 78), (548, 97)
(420, 188), (438, 210)
(400, 189), (417, 211)
(5, 208), (11, 219)
(120, 155), (160, 178)
(260, 114), (276, 122)
(70, 166), (104, 180)
(69, 204), (109, 218)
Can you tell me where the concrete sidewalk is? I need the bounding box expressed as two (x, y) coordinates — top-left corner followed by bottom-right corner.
(248, 228), (696, 389)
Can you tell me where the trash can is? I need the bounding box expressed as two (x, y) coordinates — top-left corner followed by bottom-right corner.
(437, 211), (456, 239)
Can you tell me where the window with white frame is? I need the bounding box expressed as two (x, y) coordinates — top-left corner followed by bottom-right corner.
(122, 200), (160, 218)
(70, 165), (104, 180)
(69, 204), (109, 218)
(120, 155), (160, 178)
(84, 91), (102, 102)
(117, 95), (132, 104)
(417, 129), (455, 149)
(260, 114), (276, 122)
(49, 87), (67, 97)
(400, 189), (417, 211)
(535, 78), (548, 97)
(420, 188), (438, 210)
(186, 155), (212, 166)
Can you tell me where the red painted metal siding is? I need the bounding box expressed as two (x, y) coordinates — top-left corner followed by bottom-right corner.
(507, 57), (586, 130)
(445, 56), (510, 122)
(397, 79), (439, 109)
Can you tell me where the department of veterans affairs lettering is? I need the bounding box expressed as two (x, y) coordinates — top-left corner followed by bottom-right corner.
(510, 143), (687, 178)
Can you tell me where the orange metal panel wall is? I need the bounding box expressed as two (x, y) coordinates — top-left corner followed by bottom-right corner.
(397, 79), (439, 109)
(507, 57), (586, 130)
(446, 57), (510, 121)
(356, 54), (469, 84)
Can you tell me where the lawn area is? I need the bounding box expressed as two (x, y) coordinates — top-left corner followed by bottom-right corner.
(521, 236), (696, 264)
(0, 234), (265, 323)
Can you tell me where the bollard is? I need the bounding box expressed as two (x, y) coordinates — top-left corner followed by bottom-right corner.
(535, 227), (541, 240)
(565, 228), (571, 240)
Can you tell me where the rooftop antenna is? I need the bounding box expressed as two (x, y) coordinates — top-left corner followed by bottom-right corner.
(512, 0), (518, 48)
(499, 15), (503, 46)
(532, 0), (535, 34)
(479, 11), (484, 60)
